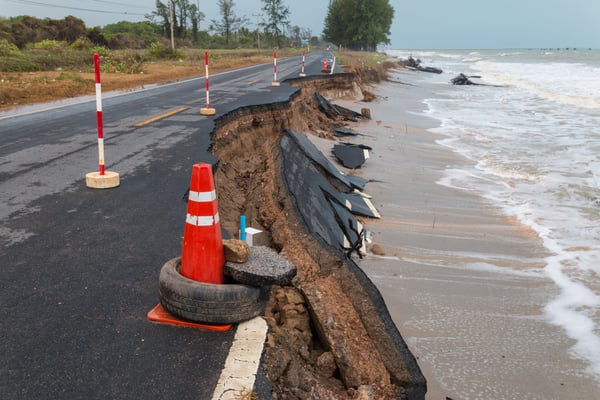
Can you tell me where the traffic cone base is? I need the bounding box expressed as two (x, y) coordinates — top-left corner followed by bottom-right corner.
(200, 107), (216, 116)
(272, 81), (281, 87)
(85, 171), (120, 189)
(147, 304), (232, 331)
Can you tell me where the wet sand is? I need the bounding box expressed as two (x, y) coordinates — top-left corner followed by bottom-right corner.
(329, 71), (600, 399)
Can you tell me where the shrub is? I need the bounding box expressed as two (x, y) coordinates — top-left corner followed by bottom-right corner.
(0, 39), (21, 56)
(99, 52), (145, 74)
(106, 32), (146, 50)
(31, 39), (68, 50)
(91, 46), (111, 57)
(71, 36), (93, 50)
(147, 41), (184, 60)
(0, 56), (39, 72)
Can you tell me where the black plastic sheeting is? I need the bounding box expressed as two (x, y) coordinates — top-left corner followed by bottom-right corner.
(280, 130), (381, 256)
(333, 127), (360, 137)
(336, 190), (381, 219)
(313, 92), (368, 122)
(336, 104), (367, 120)
(279, 129), (426, 399)
(283, 129), (367, 191)
(314, 92), (341, 119)
(333, 143), (372, 169)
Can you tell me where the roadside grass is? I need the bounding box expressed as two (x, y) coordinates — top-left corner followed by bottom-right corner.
(331, 49), (406, 101)
(334, 49), (404, 81)
(335, 49), (390, 68)
(236, 388), (257, 400)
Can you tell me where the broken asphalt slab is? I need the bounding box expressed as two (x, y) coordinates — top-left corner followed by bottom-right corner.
(333, 142), (372, 169)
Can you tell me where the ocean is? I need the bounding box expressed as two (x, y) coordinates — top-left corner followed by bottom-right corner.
(387, 49), (600, 382)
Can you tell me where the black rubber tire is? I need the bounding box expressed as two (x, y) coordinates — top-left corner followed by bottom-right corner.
(158, 257), (268, 324)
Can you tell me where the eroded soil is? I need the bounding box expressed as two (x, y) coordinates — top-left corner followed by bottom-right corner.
(211, 70), (419, 399)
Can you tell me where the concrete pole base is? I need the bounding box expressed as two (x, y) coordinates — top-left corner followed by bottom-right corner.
(271, 81), (281, 87)
(86, 171), (120, 189)
(200, 107), (216, 116)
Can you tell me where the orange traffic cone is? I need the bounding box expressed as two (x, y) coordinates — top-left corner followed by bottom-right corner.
(322, 57), (328, 73)
(180, 163), (225, 284)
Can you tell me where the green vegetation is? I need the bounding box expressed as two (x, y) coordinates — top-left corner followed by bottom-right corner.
(323, 0), (394, 51)
(0, 42), (140, 73)
(261, 0), (290, 48)
(146, 0), (204, 45)
(210, 0), (247, 46)
(0, 39), (20, 56)
(0, 0), (324, 73)
(0, 15), (86, 48)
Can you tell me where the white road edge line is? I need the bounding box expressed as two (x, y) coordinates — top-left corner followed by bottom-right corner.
(211, 316), (268, 400)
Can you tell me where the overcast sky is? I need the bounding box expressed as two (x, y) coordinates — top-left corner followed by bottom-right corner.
(2, 0), (599, 49)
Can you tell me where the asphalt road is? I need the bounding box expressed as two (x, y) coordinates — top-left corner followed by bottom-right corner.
(0, 50), (335, 399)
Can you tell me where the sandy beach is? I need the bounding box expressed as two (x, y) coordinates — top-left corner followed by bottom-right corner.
(327, 70), (600, 399)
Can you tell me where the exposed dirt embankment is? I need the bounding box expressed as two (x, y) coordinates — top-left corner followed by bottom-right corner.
(211, 69), (424, 399)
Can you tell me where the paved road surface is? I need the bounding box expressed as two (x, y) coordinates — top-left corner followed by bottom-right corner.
(0, 50), (335, 399)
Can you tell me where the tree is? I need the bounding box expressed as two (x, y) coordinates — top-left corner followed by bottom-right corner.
(290, 25), (301, 47)
(210, 0), (246, 46)
(174, 0), (188, 38)
(86, 27), (108, 47)
(103, 21), (160, 46)
(323, 0), (393, 51)
(53, 16), (86, 43)
(146, 0), (204, 42)
(261, 0), (289, 47)
(188, 3), (203, 44)
(8, 16), (43, 48)
(3, 15), (86, 48)
(147, 1), (170, 38)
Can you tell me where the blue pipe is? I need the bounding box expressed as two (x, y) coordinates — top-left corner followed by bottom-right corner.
(240, 215), (246, 241)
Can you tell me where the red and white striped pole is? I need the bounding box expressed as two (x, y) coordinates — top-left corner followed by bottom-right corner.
(200, 51), (216, 116)
(299, 51), (306, 77)
(85, 53), (120, 189)
(272, 49), (280, 87)
(94, 53), (105, 175)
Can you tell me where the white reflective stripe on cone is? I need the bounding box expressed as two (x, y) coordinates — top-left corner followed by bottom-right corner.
(188, 190), (216, 203)
(186, 212), (220, 226)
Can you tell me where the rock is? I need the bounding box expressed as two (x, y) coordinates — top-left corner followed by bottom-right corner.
(369, 244), (385, 256)
(301, 275), (392, 390)
(264, 344), (292, 381)
(316, 351), (337, 378)
(270, 287), (312, 344)
(361, 108), (372, 119)
(352, 385), (376, 400)
(222, 239), (250, 263)
(224, 246), (297, 286)
(283, 288), (305, 305)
